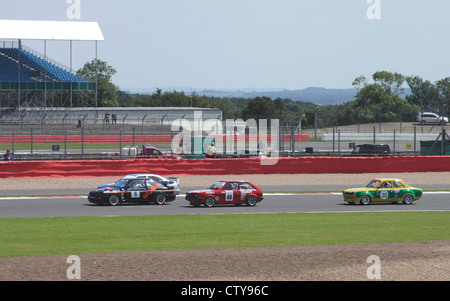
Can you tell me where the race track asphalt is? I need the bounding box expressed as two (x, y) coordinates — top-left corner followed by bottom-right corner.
(0, 191), (449, 218)
(0, 183), (448, 197)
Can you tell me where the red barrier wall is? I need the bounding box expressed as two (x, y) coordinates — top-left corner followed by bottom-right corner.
(1, 156), (450, 178)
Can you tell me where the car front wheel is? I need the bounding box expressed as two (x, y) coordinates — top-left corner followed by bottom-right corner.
(204, 196), (215, 208)
(360, 195), (371, 205)
(108, 194), (121, 206)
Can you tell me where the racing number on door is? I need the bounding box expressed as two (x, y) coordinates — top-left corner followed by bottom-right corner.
(379, 190), (389, 200)
(225, 191), (233, 201)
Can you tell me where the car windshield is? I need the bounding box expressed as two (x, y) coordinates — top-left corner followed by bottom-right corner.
(209, 181), (226, 190)
(113, 179), (130, 188)
(351, 146), (360, 154)
(365, 180), (381, 188)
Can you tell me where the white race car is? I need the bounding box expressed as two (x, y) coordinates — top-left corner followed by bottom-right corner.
(98, 174), (181, 195)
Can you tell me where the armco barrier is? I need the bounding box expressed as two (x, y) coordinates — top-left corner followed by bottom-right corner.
(0, 156), (450, 178)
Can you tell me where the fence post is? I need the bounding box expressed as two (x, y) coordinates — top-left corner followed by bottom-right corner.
(64, 131), (67, 160)
(373, 126), (376, 143)
(30, 128), (33, 158)
(171, 131), (174, 159)
(62, 113), (68, 132)
(291, 126), (295, 155)
(414, 126), (417, 155)
(393, 129), (396, 155)
(338, 129), (341, 156)
(332, 126), (335, 154)
(81, 127), (84, 159)
(12, 131), (15, 156)
(141, 114), (147, 135)
(41, 113), (47, 135)
(122, 114), (128, 133)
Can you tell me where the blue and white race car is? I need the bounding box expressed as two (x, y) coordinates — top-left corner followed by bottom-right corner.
(98, 174), (180, 195)
(89, 176), (176, 206)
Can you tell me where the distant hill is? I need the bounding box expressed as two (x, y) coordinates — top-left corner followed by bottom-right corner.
(124, 86), (411, 106)
(198, 87), (358, 106)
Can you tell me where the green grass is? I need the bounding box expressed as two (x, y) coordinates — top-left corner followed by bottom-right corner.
(1, 211), (448, 257)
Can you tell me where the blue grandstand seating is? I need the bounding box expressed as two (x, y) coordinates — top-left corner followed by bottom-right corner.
(0, 52), (33, 82)
(0, 48), (86, 83)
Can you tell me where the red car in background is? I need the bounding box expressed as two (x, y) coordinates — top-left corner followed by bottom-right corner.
(142, 146), (182, 159)
(185, 180), (264, 207)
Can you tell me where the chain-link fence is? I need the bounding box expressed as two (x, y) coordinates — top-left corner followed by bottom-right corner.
(286, 122), (449, 157)
(1, 117), (450, 161)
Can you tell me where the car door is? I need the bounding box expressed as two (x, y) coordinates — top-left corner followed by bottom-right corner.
(392, 180), (406, 201)
(376, 180), (394, 202)
(239, 182), (255, 202)
(221, 182), (240, 204)
(124, 179), (147, 202)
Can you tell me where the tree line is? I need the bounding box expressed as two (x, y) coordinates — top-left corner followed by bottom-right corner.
(78, 60), (450, 129)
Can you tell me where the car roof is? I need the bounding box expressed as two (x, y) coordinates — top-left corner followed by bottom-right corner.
(123, 174), (161, 178)
(217, 180), (250, 183)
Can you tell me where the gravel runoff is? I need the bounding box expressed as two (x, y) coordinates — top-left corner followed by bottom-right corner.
(0, 172), (449, 281)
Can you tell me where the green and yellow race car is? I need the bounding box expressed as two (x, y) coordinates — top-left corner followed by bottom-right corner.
(343, 179), (423, 205)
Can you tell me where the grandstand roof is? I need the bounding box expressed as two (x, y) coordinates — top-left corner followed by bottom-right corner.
(0, 20), (104, 41)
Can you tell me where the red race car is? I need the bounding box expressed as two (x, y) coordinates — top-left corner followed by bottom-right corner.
(185, 180), (264, 207)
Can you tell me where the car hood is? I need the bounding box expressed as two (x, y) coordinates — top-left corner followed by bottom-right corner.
(97, 183), (116, 189)
(93, 185), (122, 192)
(186, 189), (216, 194)
(344, 187), (374, 193)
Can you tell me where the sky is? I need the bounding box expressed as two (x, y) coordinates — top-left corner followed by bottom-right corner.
(1, 0), (450, 92)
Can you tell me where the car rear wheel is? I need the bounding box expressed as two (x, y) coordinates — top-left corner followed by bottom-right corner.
(204, 196), (215, 208)
(108, 194), (121, 206)
(155, 193), (166, 205)
(360, 195), (371, 205)
(246, 195), (258, 206)
(402, 194), (414, 205)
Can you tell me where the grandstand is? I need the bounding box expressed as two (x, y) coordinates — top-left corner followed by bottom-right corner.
(0, 46), (87, 83)
(0, 44), (95, 97)
(0, 20), (102, 116)
(0, 21), (222, 135)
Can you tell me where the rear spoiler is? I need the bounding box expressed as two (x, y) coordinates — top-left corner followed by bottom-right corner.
(167, 177), (180, 185)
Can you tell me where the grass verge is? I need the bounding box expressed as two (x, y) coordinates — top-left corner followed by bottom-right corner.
(1, 211), (448, 257)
